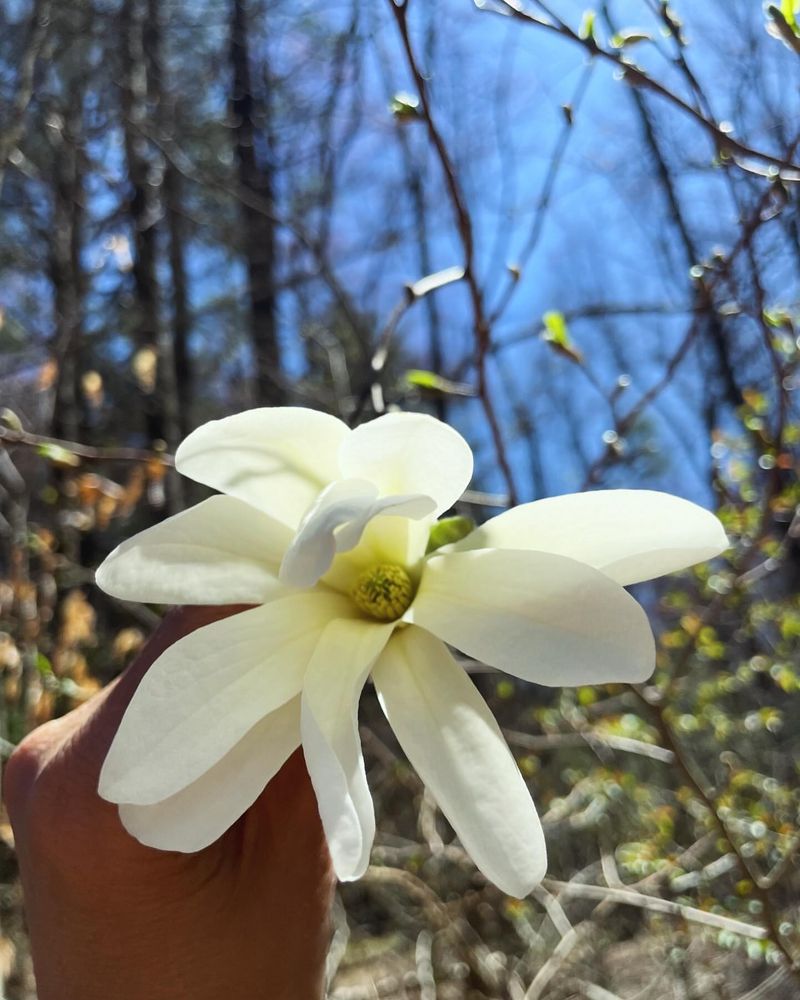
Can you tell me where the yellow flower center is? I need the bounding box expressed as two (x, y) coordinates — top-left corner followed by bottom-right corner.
(351, 564), (413, 622)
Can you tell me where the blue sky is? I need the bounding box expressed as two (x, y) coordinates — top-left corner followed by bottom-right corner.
(2, 0), (798, 507)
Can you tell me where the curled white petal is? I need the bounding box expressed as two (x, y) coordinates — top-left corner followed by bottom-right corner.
(301, 617), (395, 881)
(280, 478), (435, 588)
(321, 515), (433, 595)
(340, 412), (473, 516)
(95, 495), (291, 606)
(100, 592), (351, 805)
(411, 549), (655, 686)
(118, 698), (301, 852)
(456, 490), (728, 585)
(374, 627), (547, 897)
(175, 407), (349, 528)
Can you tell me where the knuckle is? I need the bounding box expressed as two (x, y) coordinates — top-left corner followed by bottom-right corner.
(3, 732), (47, 823)
(3, 717), (82, 838)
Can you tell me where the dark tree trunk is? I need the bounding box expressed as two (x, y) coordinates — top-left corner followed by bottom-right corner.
(0, 0), (52, 195)
(121, 0), (184, 512)
(49, 106), (84, 444)
(121, 0), (166, 445)
(229, 0), (284, 405)
(163, 160), (192, 438)
(47, 102), (87, 574)
(146, 0), (193, 439)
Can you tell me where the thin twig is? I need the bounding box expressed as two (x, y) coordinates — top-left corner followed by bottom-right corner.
(544, 879), (769, 940)
(523, 924), (581, 1000)
(350, 265), (465, 421)
(0, 0), (52, 192)
(630, 685), (799, 972)
(504, 727), (675, 763)
(387, 0), (518, 504)
(580, 135), (799, 487)
(363, 865), (504, 992)
(766, 5), (800, 57)
(481, 0), (800, 178)
(0, 426), (173, 466)
(489, 60), (594, 326)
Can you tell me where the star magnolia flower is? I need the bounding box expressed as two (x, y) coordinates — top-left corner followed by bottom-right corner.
(96, 407), (727, 897)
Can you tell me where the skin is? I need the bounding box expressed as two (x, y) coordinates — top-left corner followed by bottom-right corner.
(3, 606), (335, 1000)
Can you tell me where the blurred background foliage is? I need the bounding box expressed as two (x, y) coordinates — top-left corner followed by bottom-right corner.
(1, 0), (800, 996)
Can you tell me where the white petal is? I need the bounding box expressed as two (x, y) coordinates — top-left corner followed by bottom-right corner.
(374, 628), (546, 896)
(456, 490), (728, 586)
(410, 549), (655, 685)
(100, 592), (350, 805)
(280, 478), (435, 588)
(95, 495), (292, 605)
(118, 698), (300, 852)
(340, 412), (473, 516)
(321, 515), (432, 595)
(175, 407), (349, 527)
(301, 617), (395, 881)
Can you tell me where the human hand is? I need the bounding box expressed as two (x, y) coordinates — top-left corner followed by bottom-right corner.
(4, 606), (335, 1000)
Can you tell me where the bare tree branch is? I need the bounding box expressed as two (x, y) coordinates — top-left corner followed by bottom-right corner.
(0, 426), (172, 466)
(388, 0), (519, 504)
(0, 0), (52, 192)
(480, 0), (800, 179)
(544, 879), (769, 939)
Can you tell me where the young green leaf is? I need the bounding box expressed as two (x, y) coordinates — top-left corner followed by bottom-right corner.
(405, 370), (475, 396)
(390, 92), (421, 120)
(579, 10), (597, 41)
(610, 29), (652, 48)
(37, 443), (81, 467)
(36, 652), (54, 677)
(0, 408), (23, 432)
(541, 311), (584, 365)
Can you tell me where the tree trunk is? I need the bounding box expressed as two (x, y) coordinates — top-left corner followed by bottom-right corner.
(120, 0), (167, 445)
(121, 0), (185, 513)
(49, 106), (84, 444)
(0, 0), (52, 196)
(146, 0), (193, 439)
(229, 0), (284, 405)
(163, 160), (193, 438)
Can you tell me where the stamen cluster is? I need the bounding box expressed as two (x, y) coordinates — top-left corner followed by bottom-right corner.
(351, 564), (413, 621)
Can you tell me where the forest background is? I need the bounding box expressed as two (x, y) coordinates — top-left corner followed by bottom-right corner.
(1, 0), (800, 997)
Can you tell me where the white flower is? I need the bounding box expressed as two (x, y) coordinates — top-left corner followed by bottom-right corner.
(95, 407), (727, 897)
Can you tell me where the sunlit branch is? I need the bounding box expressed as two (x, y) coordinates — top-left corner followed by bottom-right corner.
(0, 426), (173, 466)
(544, 879), (769, 940)
(580, 144), (799, 488)
(351, 265), (465, 422)
(388, 0), (519, 504)
(488, 60), (595, 326)
(480, 0), (800, 179)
